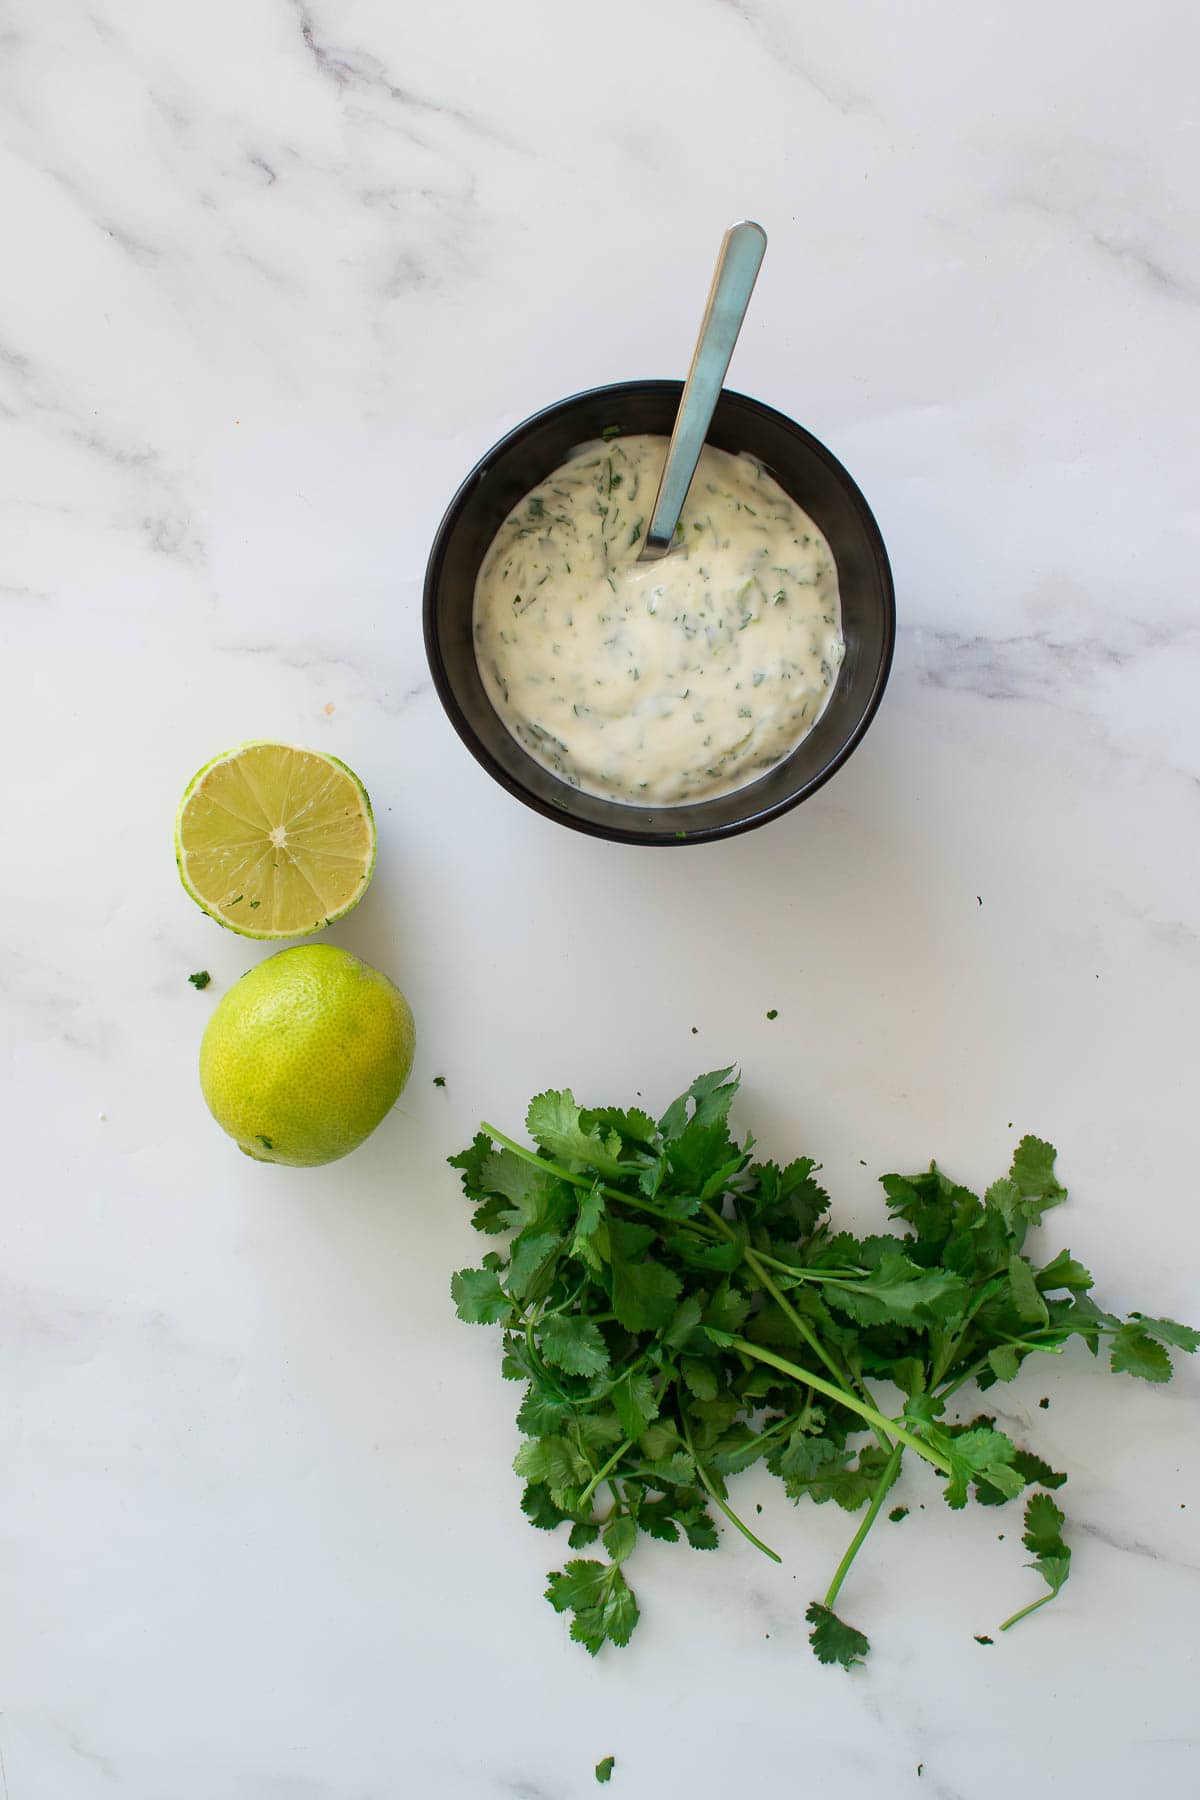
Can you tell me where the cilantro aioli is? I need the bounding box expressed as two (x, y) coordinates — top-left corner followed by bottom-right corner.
(472, 434), (844, 805)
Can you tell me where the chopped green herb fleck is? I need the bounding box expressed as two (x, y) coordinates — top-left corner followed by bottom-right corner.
(888, 1506), (909, 1524)
(595, 1757), (615, 1784)
(187, 970), (211, 990)
(433, 1076), (446, 1088)
(766, 1009), (779, 1021)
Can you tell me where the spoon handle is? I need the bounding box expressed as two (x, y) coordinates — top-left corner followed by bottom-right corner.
(640, 220), (768, 561)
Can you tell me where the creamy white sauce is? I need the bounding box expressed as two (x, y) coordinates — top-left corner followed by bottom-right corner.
(473, 434), (844, 806)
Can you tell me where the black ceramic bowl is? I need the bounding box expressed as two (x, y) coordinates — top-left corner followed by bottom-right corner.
(424, 381), (895, 846)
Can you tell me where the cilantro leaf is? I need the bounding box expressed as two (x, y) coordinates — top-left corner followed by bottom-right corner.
(806, 1602), (870, 1669)
(576, 1410), (625, 1452)
(527, 1089), (633, 1179)
(611, 1371), (659, 1439)
(1110, 1322), (1173, 1382)
(522, 1482), (574, 1532)
(776, 1440), (894, 1511)
(1023, 1491), (1068, 1558)
(569, 1183), (608, 1272)
(981, 1137), (1066, 1251)
(972, 1438), (1067, 1505)
(545, 1560), (640, 1655)
(745, 1157), (831, 1237)
(1000, 1492), (1071, 1630)
(602, 1515), (637, 1563)
(641, 1450), (696, 1488)
(584, 1104), (658, 1149)
(595, 1756), (615, 1784)
(611, 1260), (682, 1333)
(1010, 1136), (1065, 1209)
(1059, 1292), (1121, 1350)
(1035, 1248), (1094, 1293)
(636, 1497), (680, 1542)
(638, 1421), (680, 1462)
(986, 1344), (1021, 1382)
(544, 1558), (609, 1612)
(658, 1067), (738, 1139)
(680, 1357), (719, 1400)
(770, 1429), (839, 1482)
(506, 1231), (561, 1301)
(513, 1435), (589, 1508)
(881, 1166), (973, 1258)
(705, 1281), (752, 1336)
(665, 1294), (705, 1351)
(516, 1385), (573, 1437)
(935, 1424), (1023, 1509)
(1007, 1253), (1050, 1326)
(608, 1219), (681, 1332)
(822, 1253), (968, 1327)
(667, 1233), (744, 1273)
(450, 1267), (511, 1325)
(452, 1084), (1194, 1671)
(1014, 1448), (1066, 1490)
(1127, 1312), (1200, 1354)
(541, 1312), (611, 1378)
(662, 1114), (745, 1202)
(680, 1506), (719, 1549)
(478, 1149), (544, 1209)
(448, 1132), (494, 1194)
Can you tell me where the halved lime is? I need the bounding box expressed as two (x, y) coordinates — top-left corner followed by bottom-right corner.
(175, 741), (376, 939)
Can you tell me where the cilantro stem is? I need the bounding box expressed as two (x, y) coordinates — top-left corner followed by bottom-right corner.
(680, 1412), (782, 1563)
(822, 1443), (903, 1610)
(929, 1280), (1005, 1386)
(757, 1263), (872, 1283)
(701, 1206), (895, 1456)
(724, 1339), (954, 1476)
(747, 1257), (851, 1388)
(998, 1590), (1059, 1632)
(480, 1124), (715, 1240)
(936, 1336), (1066, 1402)
(701, 1206), (855, 1391)
(522, 1318), (571, 1401)
(577, 1437), (637, 1511)
(733, 1411), (803, 1458)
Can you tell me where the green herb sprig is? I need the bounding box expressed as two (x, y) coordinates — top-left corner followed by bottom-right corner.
(450, 1070), (1197, 1666)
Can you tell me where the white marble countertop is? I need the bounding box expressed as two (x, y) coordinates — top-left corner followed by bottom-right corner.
(4, 3), (1199, 1795)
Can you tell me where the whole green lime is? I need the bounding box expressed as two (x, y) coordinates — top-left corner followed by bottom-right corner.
(199, 945), (415, 1166)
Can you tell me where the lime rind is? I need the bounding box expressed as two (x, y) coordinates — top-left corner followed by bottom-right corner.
(199, 944), (415, 1166)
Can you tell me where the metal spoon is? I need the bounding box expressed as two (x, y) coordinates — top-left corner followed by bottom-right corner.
(639, 219), (768, 561)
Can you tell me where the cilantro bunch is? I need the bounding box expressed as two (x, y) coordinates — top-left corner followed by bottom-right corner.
(450, 1070), (1197, 1667)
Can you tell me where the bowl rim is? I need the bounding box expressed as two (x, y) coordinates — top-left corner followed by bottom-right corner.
(423, 379), (896, 847)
